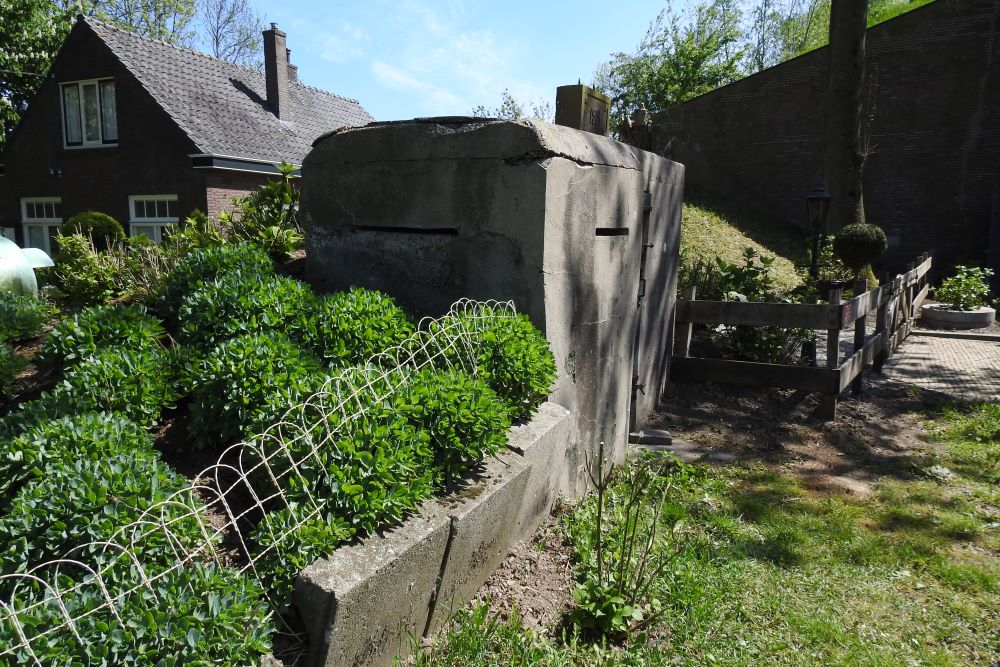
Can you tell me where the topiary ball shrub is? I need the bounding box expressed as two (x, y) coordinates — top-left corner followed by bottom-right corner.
(832, 223), (888, 273)
(177, 272), (316, 349)
(428, 306), (557, 422)
(0, 344), (25, 397)
(156, 242), (274, 323)
(292, 287), (415, 367)
(60, 210), (125, 250)
(394, 367), (512, 485)
(188, 333), (323, 447)
(0, 293), (56, 343)
(37, 303), (165, 372)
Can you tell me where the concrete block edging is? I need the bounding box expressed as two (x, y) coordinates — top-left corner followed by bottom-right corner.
(294, 402), (572, 667)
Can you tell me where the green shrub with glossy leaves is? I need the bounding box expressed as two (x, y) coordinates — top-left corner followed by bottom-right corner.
(0, 563), (273, 666)
(0, 343), (24, 397)
(188, 333), (322, 446)
(60, 210), (125, 250)
(176, 272), (315, 349)
(156, 242), (273, 322)
(38, 303), (165, 372)
(934, 265), (994, 311)
(0, 292), (56, 343)
(292, 287), (415, 367)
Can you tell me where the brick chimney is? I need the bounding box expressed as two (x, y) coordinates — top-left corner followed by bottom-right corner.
(263, 23), (290, 119)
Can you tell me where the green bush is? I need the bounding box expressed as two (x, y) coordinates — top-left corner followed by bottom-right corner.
(0, 563), (273, 666)
(0, 344), (24, 397)
(0, 447), (203, 582)
(188, 333), (322, 446)
(833, 223), (888, 273)
(0, 412), (152, 512)
(176, 272), (315, 349)
(53, 234), (117, 306)
(219, 162), (303, 260)
(156, 242), (273, 322)
(60, 210), (125, 250)
(293, 287), (415, 367)
(161, 209), (225, 258)
(38, 303), (165, 372)
(395, 368), (512, 484)
(432, 306), (557, 422)
(0, 292), (56, 343)
(934, 265), (994, 311)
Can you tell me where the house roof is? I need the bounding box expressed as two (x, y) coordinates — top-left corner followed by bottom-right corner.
(83, 16), (374, 165)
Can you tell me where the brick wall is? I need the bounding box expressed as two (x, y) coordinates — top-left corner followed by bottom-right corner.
(652, 0), (1000, 274)
(204, 171), (271, 219)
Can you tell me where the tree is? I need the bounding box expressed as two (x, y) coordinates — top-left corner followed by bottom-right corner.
(199, 0), (263, 69)
(471, 89), (553, 122)
(0, 0), (77, 152)
(823, 0), (868, 231)
(82, 0), (196, 46)
(594, 0), (744, 125)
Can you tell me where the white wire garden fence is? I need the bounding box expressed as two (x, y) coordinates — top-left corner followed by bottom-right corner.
(0, 299), (517, 664)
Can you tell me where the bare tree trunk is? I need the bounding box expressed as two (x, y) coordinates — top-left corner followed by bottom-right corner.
(823, 0), (868, 231)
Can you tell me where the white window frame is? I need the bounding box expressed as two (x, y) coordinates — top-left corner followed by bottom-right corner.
(20, 197), (63, 255)
(60, 78), (117, 148)
(129, 195), (178, 244)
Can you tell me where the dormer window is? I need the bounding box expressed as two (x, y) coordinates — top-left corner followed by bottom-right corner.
(62, 79), (117, 147)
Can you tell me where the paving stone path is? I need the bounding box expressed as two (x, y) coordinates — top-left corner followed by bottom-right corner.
(881, 332), (1000, 403)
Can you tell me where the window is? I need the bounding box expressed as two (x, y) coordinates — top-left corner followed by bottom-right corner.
(129, 195), (178, 243)
(62, 79), (117, 147)
(21, 197), (63, 255)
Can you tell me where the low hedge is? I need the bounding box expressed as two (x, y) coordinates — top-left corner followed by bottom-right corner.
(292, 287), (415, 367)
(38, 303), (165, 372)
(0, 293), (56, 343)
(60, 210), (125, 250)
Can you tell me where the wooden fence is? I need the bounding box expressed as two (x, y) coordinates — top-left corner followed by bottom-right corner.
(671, 254), (932, 419)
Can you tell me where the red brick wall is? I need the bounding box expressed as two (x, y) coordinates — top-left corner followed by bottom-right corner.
(651, 0), (1000, 274)
(204, 171), (271, 219)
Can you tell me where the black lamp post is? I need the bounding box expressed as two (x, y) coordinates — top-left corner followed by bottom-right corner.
(807, 183), (832, 280)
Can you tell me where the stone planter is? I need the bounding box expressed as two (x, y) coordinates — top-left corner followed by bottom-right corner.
(920, 303), (996, 330)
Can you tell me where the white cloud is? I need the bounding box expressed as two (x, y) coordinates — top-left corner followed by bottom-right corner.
(318, 23), (369, 63)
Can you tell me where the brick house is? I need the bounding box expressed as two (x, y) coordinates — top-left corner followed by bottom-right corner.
(0, 16), (373, 254)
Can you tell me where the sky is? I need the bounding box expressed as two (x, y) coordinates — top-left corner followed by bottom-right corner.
(250, 0), (678, 121)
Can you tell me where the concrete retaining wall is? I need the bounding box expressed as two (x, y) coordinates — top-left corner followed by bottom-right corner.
(295, 402), (571, 667)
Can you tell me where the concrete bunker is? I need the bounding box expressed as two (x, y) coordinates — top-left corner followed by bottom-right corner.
(302, 118), (684, 492)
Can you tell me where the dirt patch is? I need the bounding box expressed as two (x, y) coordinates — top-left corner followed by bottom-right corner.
(473, 515), (576, 635)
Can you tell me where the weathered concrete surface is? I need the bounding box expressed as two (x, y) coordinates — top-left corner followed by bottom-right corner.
(507, 402), (571, 542)
(302, 119), (683, 493)
(296, 508), (451, 667)
(423, 450), (530, 635)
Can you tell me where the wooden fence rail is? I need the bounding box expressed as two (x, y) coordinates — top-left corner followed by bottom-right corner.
(671, 254), (932, 420)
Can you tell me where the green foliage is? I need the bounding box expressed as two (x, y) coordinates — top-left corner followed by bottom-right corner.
(832, 223), (888, 273)
(38, 303), (165, 372)
(0, 343), (24, 397)
(188, 333), (322, 446)
(61, 210), (125, 250)
(293, 287), (415, 367)
(470, 88), (553, 122)
(395, 368), (512, 484)
(156, 241), (273, 322)
(933, 265), (994, 311)
(104, 235), (177, 305)
(0, 563), (273, 666)
(52, 233), (117, 306)
(90, 0), (198, 46)
(432, 307), (557, 422)
(702, 247), (811, 363)
(176, 272), (314, 348)
(0, 292), (56, 343)
(220, 162), (303, 259)
(566, 450), (694, 639)
(250, 505), (354, 608)
(161, 208), (225, 257)
(0, 412), (153, 512)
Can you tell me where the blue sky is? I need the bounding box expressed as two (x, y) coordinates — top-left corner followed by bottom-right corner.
(251, 0), (674, 121)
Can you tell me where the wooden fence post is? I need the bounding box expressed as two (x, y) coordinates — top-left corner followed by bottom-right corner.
(674, 285), (696, 358)
(820, 283), (844, 420)
(873, 282), (888, 372)
(851, 278), (867, 396)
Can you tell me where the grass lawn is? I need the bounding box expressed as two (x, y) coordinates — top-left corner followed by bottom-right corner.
(413, 403), (1000, 666)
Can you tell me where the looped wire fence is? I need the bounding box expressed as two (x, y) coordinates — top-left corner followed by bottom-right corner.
(0, 298), (518, 663)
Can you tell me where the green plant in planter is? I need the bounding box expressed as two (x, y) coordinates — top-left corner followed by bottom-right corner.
(38, 302), (165, 372)
(934, 265), (994, 311)
(832, 223), (887, 282)
(0, 292), (57, 343)
(60, 210), (125, 250)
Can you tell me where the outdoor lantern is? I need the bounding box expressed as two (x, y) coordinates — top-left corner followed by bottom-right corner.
(807, 183), (832, 280)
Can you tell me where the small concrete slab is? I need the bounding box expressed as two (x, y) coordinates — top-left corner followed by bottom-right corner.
(506, 402), (571, 542)
(295, 508), (451, 667)
(423, 450), (531, 634)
